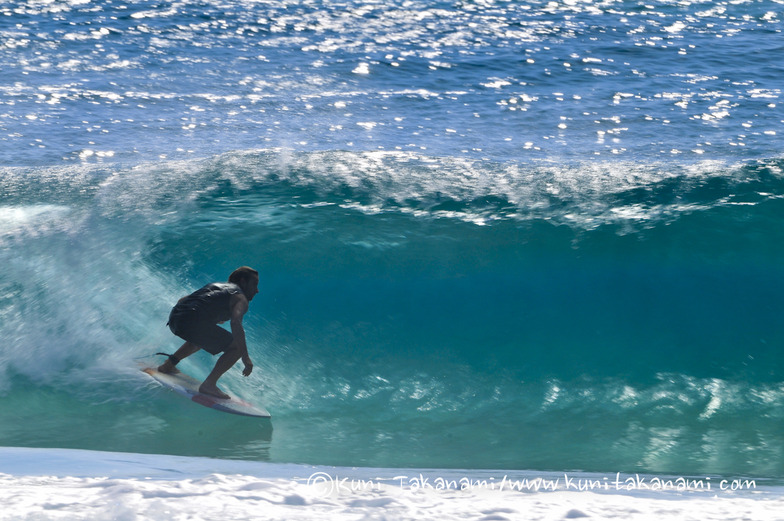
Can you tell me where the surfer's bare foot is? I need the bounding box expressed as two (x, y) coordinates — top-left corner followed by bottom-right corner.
(199, 383), (230, 400)
(157, 361), (180, 374)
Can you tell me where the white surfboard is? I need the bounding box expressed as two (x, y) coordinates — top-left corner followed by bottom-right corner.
(142, 367), (271, 418)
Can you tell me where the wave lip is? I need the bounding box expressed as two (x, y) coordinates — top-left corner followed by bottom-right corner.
(63, 149), (784, 230)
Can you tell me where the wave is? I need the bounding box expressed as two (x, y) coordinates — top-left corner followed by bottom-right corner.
(1, 150), (783, 475)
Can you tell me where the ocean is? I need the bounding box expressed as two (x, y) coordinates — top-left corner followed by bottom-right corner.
(1, 0), (783, 501)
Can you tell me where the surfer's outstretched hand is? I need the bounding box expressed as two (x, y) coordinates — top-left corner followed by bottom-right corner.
(242, 358), (254, 377)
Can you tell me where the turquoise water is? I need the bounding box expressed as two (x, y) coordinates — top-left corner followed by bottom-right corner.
(2, 152), (783, 476)
(1, 0), (783, 478)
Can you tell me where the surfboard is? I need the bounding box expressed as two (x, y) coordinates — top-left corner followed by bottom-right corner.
(142, 367), (271, 418)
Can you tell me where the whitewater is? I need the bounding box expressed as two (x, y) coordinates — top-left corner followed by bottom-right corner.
(2, 0), (783, 518)
(2, 447), (782, 520)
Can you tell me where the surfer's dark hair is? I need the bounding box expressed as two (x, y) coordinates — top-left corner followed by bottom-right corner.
(229, 266), (258, 285)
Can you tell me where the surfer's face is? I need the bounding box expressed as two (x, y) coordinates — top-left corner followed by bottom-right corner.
(242, 275), (259, 301)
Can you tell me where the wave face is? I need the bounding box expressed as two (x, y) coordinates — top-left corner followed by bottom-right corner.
(1, 152), (783, 476)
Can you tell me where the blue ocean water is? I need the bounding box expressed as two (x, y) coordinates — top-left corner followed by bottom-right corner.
(1, 0), (783, 478)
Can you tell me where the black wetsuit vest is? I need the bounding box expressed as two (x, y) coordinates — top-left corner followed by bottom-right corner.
(169, 282), (242, 325)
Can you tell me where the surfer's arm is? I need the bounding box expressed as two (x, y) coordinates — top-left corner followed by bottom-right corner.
(229, 294), (253, 377)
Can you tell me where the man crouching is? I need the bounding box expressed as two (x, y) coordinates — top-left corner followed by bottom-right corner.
(158, 266), (259, 399)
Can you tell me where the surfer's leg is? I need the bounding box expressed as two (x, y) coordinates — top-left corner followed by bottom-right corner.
(158, 341), (200, 374)
(199, 347), (242, 399)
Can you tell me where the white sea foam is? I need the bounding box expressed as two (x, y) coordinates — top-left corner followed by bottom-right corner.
(0, 204), (71, 239)
(0, 447), (781, 521)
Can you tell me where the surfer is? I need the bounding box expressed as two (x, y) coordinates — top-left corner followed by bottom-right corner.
(157, 266), (259, 399)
